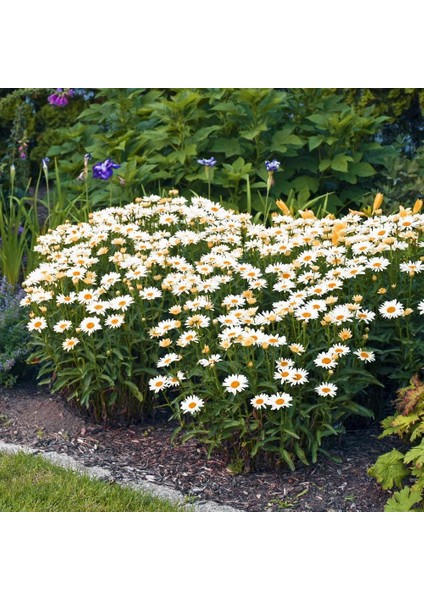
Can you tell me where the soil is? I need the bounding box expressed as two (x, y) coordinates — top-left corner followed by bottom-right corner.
(0, 383), (402, 512)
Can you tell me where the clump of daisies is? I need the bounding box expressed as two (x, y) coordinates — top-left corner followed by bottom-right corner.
(23, 193), (424, 467)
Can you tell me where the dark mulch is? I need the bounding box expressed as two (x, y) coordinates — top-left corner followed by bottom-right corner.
(0, 383), (401, 512)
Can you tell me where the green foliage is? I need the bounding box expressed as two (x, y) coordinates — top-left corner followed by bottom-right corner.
(367, 449), (409, 490)
(43, 88), (396, 213)
(374, 142), (424, 210)
(368, 375), (424, 511)
(0, 88), (90, 190)
(0, 278), (32, 387)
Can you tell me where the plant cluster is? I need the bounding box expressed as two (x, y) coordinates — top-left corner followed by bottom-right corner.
(43, 88), (398, 213)
(368, 375), (424, 511)
(0, 277), (31, 387)
(22, 192), (424, 468)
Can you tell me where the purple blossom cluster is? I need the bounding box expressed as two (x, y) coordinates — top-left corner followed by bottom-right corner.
(48, 88), (74, 107)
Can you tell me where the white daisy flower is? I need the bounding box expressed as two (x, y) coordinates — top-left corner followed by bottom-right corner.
(56, 292), (77, 305)
(62, 337), (80, 352)
(80, 316), (102, 335)
(223, 374), (249, 395)
(180, 395), (204, 414)
(288, 368), (309, 385)
(250, 394), (270, 409)
(315, 382), (338, 397)
(379, 299), (404, 319)
(27, 316), (48, 332)
(314, 352), (337, 369)
(267, 392), (293, 410)
(139, 287), (162, 300)
(53, 320), (72, 334)
(109, 295), (135, 312)
(198, 354), (222, 367)
(149, 376), (172, 393)
(355, 309), (375, 323)
(105, 314), (125, 328)
(157, 353), (182, 368)
(354, 349), (376, 363)
(329, 344), (350, 357)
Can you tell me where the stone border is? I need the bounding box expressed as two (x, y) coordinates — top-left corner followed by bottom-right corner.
(0, 440), (240, 512)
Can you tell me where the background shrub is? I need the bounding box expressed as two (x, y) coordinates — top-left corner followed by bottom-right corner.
(0, 277), (32, 387)
(2, 88), (422, 217)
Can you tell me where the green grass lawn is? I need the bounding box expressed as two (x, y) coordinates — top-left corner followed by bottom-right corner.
(0, 452), (186, 512)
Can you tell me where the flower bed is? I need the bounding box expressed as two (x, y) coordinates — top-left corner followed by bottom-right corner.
(22, 195), (424, 468)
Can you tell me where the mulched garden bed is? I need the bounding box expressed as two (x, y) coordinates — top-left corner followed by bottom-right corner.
(0, 383), (401, 512)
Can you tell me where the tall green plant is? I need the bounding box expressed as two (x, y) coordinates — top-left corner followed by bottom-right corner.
(43, 88), (396, 214)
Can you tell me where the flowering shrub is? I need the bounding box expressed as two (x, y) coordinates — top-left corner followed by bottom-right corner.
(0, 278), (31, 387)
(23, 194), (424, 467)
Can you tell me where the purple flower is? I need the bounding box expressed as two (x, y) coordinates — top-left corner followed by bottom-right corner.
(197, 157), (217, 167)
(92, 159), (120, 181)
(48, 88), (74, 107)
(18, 225), (24, 235)
(42, 157), (50, 170)
(265, 160), (280, 172)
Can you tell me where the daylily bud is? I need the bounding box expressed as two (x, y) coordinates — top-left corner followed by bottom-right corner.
(276, 199), (291, 216)
(413, 199), (423, 214)
(373, 193), (384, 212)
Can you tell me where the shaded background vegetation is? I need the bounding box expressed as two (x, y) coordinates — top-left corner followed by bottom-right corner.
(1, 88), (423, 214)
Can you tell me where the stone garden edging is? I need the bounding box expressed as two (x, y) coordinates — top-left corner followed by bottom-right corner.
(0, 440), (239, 512)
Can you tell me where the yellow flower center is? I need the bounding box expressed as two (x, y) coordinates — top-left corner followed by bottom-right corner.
(188, 402), (197, 409)
(230, 381), (240, 389)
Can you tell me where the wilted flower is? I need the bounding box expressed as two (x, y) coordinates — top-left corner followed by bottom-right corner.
(47, 88), (74, 107)
(92, 158), (120, 181)
(197, 157), (217, 167)
(265, 159), (280, 172)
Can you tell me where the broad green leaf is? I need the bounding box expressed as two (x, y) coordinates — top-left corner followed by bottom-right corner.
(319, 158), (332, 172)
(350, 162), (377, 177)
(404, 439), (424, 468)
(385, 487), (422, 512)
(308, 135), (324, 151)
(368, 450), (409, 490)
(331, 154), (349, 173)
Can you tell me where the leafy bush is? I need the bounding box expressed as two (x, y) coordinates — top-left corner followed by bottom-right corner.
(23, 193), (424, 469)
(44, 88), (396, 214)
(368, 375), (424, 511)
(0, 277), (31, 387)
(0, 88), (90, 191)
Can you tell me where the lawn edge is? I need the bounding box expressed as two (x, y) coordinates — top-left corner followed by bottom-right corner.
(0, 440), (240, 512)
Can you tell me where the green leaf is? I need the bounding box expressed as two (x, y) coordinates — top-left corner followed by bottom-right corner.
(280, 449), (295, 471)
(331, 154), (349, 173)
(211, 138), (242, 157)
(319, 158), (332, 172)
(308, 135), (324, 151)
(385, 487), (423, 512)
(404, 439), (424, 469)
(350, 162), (377, 177)
(368, 449), (409, 490)
(123, 380), (144, 403)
